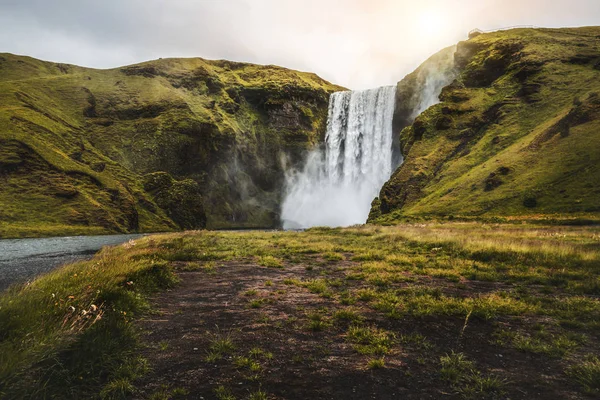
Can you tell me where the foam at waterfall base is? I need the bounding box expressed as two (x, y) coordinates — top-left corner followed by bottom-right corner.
(281, 86), (396, 229)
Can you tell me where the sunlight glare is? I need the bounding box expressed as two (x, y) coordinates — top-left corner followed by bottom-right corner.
(418, 9), (446, 36)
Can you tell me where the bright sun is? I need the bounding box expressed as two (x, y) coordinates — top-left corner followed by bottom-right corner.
(418, 11), (446, 36)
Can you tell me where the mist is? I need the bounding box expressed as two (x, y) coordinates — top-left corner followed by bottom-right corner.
(410, 46), (458, 120)
(280, 47), (459, 229)
(281, 86), (396, 229)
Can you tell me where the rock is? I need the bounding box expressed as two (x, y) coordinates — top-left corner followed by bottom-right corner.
(484, 173), (503, 192)
(91, 162), (106, 172)
(523, 196), (538, 208)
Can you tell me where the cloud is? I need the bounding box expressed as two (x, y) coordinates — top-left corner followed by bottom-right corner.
(0, 0), (598, 89)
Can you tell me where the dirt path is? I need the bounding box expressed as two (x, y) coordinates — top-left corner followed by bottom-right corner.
(134, 260), (582, 400)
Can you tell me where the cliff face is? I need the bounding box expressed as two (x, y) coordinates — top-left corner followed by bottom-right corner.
(370, 27), (600, 222)
(0, 54), (344, 237)
(389, 45), (457, 168)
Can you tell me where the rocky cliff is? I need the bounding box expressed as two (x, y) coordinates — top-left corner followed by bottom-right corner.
(370, 27), (600, 222)
(0, 54), (344, 237)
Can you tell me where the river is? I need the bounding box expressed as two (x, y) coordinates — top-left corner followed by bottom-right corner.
(0, 234), (143, 292)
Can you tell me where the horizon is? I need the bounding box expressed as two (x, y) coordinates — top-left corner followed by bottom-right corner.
(1, 0), (599, 89)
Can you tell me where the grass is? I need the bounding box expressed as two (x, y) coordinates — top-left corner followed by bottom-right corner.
(1, 222), (599, 397)
(257, 256), (284, 268)
(248, 389), (269, 400)
(233, 356), (262, 372)
(440, 351), (474, 382)
(367, 357), (385, 369)
(0, 51), (344, 238)
(249, 347), (273, 360)
(346, 325), (394, 355)
(306, 311), (331, 332)
(333, 308), (363, 324)
(215, 385), (236, 400)
(149, 386), (189, 400)
(323, 252), (344, 261)
(566, 356), (600, 395)
(0, 235), (178, 398)
(440, 352), (505, 399)
(511, 331), (582, 357)
(249, 299), (265, 308)
(208, 331), (236, 355)
(372, 27), (600, 223)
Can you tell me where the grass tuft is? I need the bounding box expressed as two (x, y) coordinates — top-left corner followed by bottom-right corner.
(566, 356), (600, 395)
(367, 357), (385, 369)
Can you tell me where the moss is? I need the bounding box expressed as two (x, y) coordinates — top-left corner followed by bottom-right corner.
(0, 53), (344, 237)
(372, 27), (600, 223)
(143, 172), (206, 230)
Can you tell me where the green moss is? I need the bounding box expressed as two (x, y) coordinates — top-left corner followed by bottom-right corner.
(143, 172), (206, 230)
(0, 53), (344, 237)
(373, 27), (600, 223)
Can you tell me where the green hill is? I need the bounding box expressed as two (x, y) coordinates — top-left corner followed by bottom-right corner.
(370, 27), (600, 223)
(0, 54), (344, 237)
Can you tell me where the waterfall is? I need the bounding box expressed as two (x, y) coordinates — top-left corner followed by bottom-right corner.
(281, 86), (396, 229)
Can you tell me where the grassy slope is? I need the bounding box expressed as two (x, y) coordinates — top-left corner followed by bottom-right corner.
(1, 224), (599, 398)
(0, 54), (343, 237)
(371, 27), (600, 223)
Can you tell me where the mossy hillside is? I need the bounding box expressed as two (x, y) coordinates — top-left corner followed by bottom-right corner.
(77, 57), (344, 229)
(0, 54), (344, 236)
(371, 27), (600, 222)
(142, 172), (206, 230)
(0, 138), (173, 238)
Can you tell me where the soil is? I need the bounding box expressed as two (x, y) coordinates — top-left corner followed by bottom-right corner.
(134, 258), (585, 400)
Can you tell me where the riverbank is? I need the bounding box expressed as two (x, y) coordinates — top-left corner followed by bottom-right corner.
(3, 213), (599, 240)
(1, 222), (599, 398)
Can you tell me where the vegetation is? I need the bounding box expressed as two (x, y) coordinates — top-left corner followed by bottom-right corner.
(567, 356), (600, 395)
(2, 24), (600, 400)
(1, 222), (598, 398)
(0, 238), (179, 398)
(0, 53), (344, 237)
(372, 27), (600, 222)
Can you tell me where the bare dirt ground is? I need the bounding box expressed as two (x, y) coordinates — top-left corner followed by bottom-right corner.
(134, 257), (583, 400)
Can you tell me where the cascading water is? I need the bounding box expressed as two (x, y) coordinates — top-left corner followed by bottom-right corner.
(281, 86), (396, 229)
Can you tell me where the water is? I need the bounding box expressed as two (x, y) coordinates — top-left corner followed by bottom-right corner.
(281, 86), (396, 229)
(0, 234), (143, 291)
(410, 46), (458, 120)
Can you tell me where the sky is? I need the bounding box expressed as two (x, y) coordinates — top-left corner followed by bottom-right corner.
(0, 0), (599, 89)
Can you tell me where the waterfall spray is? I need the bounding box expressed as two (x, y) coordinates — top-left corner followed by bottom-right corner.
(281, 86), (396, 229)
(281, 47), (457, 229)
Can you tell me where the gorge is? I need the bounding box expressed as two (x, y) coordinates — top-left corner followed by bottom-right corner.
(281, 46), (457, 228)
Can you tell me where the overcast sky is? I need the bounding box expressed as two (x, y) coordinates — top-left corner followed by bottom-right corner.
(0, 0), (598, 89)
